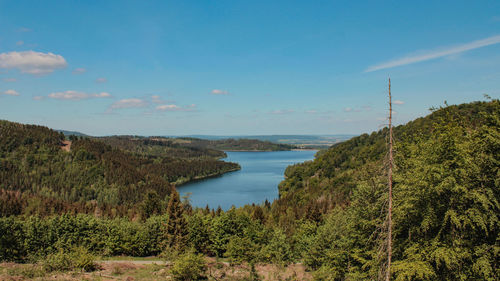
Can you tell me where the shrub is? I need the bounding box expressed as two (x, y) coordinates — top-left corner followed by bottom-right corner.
(225, 236), (257, 265)
(42, 246), (97, 272)
(170, 250), (207, 281)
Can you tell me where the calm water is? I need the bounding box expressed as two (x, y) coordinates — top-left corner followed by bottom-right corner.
(177, 150), (317, 210)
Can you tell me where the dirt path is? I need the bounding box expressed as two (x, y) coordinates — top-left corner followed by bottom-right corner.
(61, 140), (72, 152)
(98, 260), (167, 265)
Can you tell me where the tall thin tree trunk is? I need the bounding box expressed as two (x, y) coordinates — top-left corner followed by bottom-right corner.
(386, 78), (393, 281)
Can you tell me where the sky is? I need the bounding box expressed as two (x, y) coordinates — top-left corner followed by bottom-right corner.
(0, 0), (499, 136)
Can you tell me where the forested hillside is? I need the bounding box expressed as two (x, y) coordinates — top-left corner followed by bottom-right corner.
(0, 100), (498, 280)
(179, 137), (297, 151)
(275, 99), (499, 279)
(0, 121), (239, 218)
(94, 136), (227, 159)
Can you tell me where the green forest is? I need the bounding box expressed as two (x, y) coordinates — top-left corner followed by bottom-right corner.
(0, 100), (498, 280)
(176, 137), (298, 151)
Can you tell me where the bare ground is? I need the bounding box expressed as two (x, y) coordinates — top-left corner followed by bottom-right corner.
(0, 259), (312, 281)
(61, 140), (72, 152)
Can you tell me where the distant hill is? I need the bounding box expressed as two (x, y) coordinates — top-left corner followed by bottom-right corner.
(57, 129), (89, 137)
(183, 134), (355, 148)
(178, 137), (298, 151)
(94, 135), (227, 159)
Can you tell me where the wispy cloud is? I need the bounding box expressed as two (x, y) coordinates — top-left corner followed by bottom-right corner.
(108, 98), (148, 110)
(2, 78), (17, 82)
(270, 109), (294, 115)
(365, 34), (500, 72)
(151, 95), (174, 104)
(211, 89), (230, 95)
(16, 41), (24, 46)
(33, 96), (44, 100)
(344, 105), (372, 113)
(305, 110), (318, 114)
(47, 90), (112, 100)
(1, 89), (20, 96)
(95, 77), (107, 83)
(393, 100), (404, 105)
(0, 51), (67, 75)
(156, 104), (197, 112)
(17, 27), (32, 33)
(72, 68), (86, 74)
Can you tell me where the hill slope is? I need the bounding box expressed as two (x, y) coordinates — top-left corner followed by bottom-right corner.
(0, 121), (239, 218)
(274, 100), (499, 279)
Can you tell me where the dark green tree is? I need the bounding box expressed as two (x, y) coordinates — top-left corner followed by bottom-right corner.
(166, 190), (188, 252)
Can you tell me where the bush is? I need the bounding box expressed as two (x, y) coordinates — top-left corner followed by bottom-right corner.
(43, 246), (97, 272)
(259, 228), (292, 265)
(225, 236), (257, 265)
(170, 250), (207, 281)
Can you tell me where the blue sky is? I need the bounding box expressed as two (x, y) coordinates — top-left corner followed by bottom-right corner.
(0, 0), (499, 136)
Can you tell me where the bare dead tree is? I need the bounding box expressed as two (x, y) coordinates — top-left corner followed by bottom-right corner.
(385, 78), (393, 281)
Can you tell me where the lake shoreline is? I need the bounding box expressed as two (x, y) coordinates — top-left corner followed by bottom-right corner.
(173, 166), (241, 187)
(177, 150), (317, 210)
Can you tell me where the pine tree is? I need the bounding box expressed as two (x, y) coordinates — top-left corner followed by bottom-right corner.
(166, 189), (188, 252)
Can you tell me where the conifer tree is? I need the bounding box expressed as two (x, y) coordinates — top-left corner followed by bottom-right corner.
(166, 189), (188, 252)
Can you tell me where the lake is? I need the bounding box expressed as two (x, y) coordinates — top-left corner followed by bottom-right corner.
(177, 150), (317, 210)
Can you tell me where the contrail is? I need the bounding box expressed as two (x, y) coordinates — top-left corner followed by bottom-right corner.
(365, 34), (500, 72)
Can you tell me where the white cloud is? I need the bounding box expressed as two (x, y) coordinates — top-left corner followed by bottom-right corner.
(96, 77), (107, 83)
(2, 89), (20, 96)
(0, 51), (67, 75)
(156, 104), (196, 112)
(2, 78), (17, 82)
(343, 107), (353, 112)
(156, 104), (180, 111)
(393, 100), (405, 105)
(33, 96), (44, 100)
(211, 89), (229, 95)
(72, 68), (86, 74)
(16, 41), (24, 46)
(365, 34), (500, 72)
(47, 90), (112, 100)
(92, 92), (111, 98)
(109, 98), (148, 110)
(305, 110), (318, 114)
(270, 109), (294, 115)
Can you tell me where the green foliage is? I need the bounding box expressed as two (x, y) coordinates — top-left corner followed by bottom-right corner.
(283, 100), (500, 279)
(43, 246), (97, 272)
(166, 190), (188, 252)
(260, 228), (292, 265)
(169, 250), (207, 281)
(0, 217), (25, 262)
(180, 137), (297, 151)
(225, 236), (257, 264)
(187, 212), (213, 255)
(0, 100), (498, 281)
